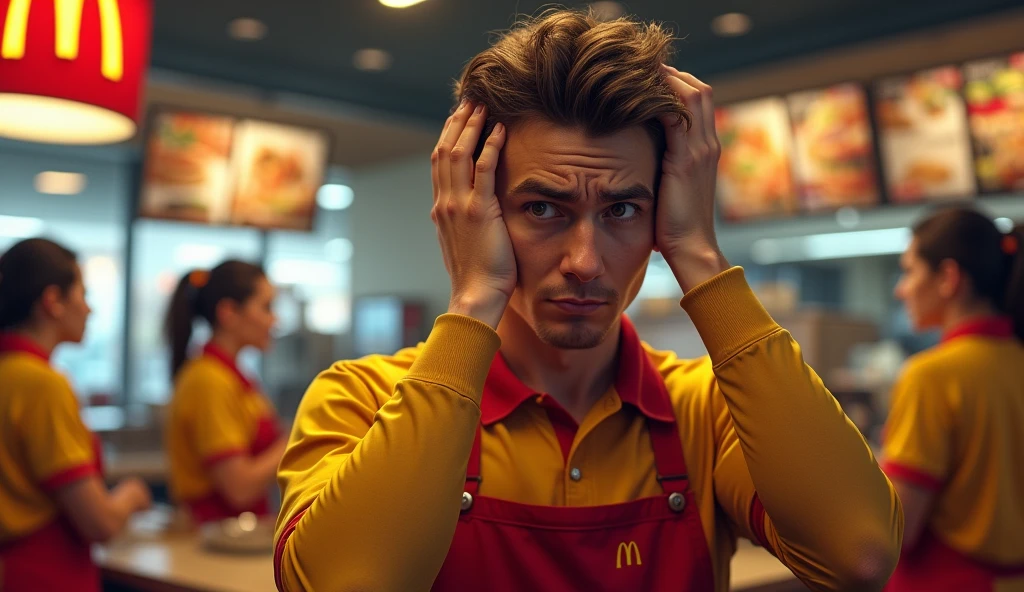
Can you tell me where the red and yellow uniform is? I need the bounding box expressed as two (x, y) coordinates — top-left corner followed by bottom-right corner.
(166, 343), (282, 524)
(0, 334), (103, 592)
(275, 269), (903, 591)
(883, 317), (1024, 591)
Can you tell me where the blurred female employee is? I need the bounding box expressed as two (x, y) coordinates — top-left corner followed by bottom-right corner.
(165, 260), (286, 525)
(884, 208), (1024, 591)
(0, 238), (151, 592)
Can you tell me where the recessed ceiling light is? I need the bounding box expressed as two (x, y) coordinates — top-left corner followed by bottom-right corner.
(379, 0), (428, 7)
(228, 18), (267, 41)
(589, 1), (625, 22)
(353, 49), (393, 72)
(35, 171), (87, 195)
(711, 12), (752, 37)
(317, 184), (354, 210)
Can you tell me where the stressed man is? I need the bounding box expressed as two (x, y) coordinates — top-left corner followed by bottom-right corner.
(274, 9), (903, 592)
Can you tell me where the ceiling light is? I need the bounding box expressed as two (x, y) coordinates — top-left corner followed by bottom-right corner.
(995, 217), (1014, 233)
(589, 1), (625, 22)
(0, 215), (45, 238)
(0, 94), (135, 144)
(711, 12), (752, 37)
(35, 171), (87, 195)
(379, 0), (428, 7)
(324, 238), (354, 262)
(228, 18), (268, 41)
(353, 49), (392, 72)
(317, 184), (354, 210)
(752, 228), (911, 265)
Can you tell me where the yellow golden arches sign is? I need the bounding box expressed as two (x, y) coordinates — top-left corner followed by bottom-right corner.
(616, 541), (642, 569)
(2, 0), (124, 81)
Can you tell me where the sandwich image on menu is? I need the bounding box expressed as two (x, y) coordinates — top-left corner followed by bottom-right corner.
(875, 66), (976, 202)
(715, 97), (799, 221)
(228, 121), (329, 231)
(964, 53), (1024, 193)
(788, 84), (881, 212)
(139, 113), (235, 224)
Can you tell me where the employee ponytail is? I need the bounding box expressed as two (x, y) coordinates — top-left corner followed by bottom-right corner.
(0, 238), (78, 330)
(913, 208), (1024, 342)
(164, 260), (266, 378)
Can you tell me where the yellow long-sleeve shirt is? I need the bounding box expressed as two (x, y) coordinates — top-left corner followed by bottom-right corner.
(275, 268), (903, 591)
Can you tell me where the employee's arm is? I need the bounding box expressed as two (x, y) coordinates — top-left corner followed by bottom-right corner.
(54, 477), (152, 543)
(274, 316), (499, 592)
(209, 436), (287, 510)
(681, 269), (902, 591)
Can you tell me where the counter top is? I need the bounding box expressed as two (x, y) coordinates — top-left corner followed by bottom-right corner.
(96, 511), (798, 592)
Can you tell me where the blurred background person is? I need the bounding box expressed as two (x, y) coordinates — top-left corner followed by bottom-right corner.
(883, 207), (1024, 591)
(164, 260), (287, 525)
(0, 238), (151, 592)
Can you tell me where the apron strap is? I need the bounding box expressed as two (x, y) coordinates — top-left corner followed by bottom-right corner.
(647, 419), (689, 495)
(465, 424), (482, 495)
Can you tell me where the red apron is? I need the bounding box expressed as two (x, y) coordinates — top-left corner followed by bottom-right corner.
(186, 414), (281, 524)
(432, 416), (715, 591)
(187, 345), (282, 524)
(0, 436), (106, 592)
(886, 530), (1024, 592)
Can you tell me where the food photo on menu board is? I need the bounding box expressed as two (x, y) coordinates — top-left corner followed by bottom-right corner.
(228, 121), (329, 231)
(139, 112), (329, 231)
(139, 112), (235, 224)
(964, 53), (1024, 193)
(788, 84), (881, 212)
(875, 66), (977, 203)
(715, 97), (800, 221)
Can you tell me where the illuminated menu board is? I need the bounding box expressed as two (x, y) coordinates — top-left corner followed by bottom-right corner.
(964, 53), (1024, 194)
(875, 66), (977, 202)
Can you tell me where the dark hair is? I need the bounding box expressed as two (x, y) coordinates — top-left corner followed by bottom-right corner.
(164, 259), (266, 378)
(454, 8), (691, 158)
(912, 207), (1024, 341)
(0, 238), (79, 330)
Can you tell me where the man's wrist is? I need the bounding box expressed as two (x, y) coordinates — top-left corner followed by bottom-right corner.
(448, 291), (508, 329)
(664, 245), (730, 294)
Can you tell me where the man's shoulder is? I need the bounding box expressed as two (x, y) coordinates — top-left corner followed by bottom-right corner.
(641, 342), (719, 406)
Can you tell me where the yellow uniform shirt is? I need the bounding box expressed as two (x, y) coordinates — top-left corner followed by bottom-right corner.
(276, 269), (903, 591)
(0, 335), (99, 543)
(883, 317), (1024, 572)
(166, 343), (281, 523)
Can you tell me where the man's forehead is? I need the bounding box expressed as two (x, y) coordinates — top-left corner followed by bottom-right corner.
(498, 119), (658, 189)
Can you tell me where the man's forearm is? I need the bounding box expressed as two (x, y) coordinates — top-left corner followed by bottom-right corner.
(277, 315), (499, 592)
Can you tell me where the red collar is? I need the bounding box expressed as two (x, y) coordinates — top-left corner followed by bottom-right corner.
(0, 333), (51, 362)
(201, 342), (254, 389)
(480, 316), (676, 425)
(941, 316), (1014, 344)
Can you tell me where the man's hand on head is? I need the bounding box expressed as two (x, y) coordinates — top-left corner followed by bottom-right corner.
(431, 100), (516, 329)
(656, 67), (730, 293)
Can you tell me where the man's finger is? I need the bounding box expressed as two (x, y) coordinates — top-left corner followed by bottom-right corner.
(432, 116), (452, 204)
(437, 100), (473, 210)
(663, 69), (706, 147)
(675, 70), (718, 149)
(473, 122), (506, 202)
(452, 103), (489, 199)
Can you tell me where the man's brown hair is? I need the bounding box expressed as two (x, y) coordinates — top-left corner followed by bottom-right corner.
(455, 8), (691, 156)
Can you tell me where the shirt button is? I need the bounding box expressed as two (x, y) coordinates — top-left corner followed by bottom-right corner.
(570, 467), (582, 481)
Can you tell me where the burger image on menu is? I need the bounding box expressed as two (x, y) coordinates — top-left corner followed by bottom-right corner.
(788, 84), (880, 212)
(715, 97), (799, 221)
(875, 66), (976, 202)
(139, 113), (235, 223)
(228, 121), (328, 231)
